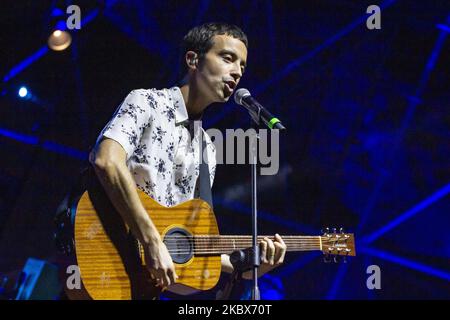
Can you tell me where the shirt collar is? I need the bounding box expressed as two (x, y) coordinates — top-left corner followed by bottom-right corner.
(169, 86), (189, 125)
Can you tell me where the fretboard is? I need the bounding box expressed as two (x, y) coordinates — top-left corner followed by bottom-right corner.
(188, 235), (322, 255)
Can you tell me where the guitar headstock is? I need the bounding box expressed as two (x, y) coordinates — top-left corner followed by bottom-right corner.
(320, 228), (356, 262)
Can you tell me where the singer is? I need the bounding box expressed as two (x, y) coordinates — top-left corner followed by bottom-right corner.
(88, 22), (287, 299)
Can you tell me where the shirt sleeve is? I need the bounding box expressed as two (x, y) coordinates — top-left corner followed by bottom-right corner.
(96, 89), (152, 161)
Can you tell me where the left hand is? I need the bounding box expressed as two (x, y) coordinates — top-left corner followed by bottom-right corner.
(259, 234), (287, 270)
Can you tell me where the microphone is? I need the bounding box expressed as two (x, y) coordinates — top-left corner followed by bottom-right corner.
(234, 88), (286, 130)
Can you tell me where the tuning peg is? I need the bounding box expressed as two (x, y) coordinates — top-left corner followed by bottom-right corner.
(339, 227), (345, 234)
(321, 227), (330, 235)
(333, 256), (338, 263)
(332, 227), (337, 234)
(342, 255), (347, 264)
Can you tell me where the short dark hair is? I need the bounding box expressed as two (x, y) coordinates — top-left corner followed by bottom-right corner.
(179, 22), (248, 76)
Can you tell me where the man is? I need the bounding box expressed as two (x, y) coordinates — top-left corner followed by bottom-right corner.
(89, 22), (286, 295)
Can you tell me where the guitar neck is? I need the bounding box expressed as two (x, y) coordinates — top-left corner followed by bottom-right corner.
(192, 235), (322, 255)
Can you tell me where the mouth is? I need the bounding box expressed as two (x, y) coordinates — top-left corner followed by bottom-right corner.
(223, 80), (236, 95)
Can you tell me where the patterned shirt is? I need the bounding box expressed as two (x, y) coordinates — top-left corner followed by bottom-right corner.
(94, 86), (216, 207)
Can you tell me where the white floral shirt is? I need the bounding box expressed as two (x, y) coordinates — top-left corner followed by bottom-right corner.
(94, 86), (216, 207)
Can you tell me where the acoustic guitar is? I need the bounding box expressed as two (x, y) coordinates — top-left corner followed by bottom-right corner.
(72, 175), (355, 300)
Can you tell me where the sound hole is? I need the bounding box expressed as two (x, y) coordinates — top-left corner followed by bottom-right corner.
(163, 228), (193, 264)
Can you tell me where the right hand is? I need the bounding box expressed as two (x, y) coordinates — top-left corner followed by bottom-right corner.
(144, 239), (178, 289)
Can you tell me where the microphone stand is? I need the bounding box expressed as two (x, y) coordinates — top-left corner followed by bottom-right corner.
(218, 110), (261, 301)
(226, 89), (285, 300)
(246, 103), (285, 298)
(249, 119), (260, 300)
(244, 106), (265, 300)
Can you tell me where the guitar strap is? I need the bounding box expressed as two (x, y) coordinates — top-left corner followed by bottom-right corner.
(188, 120), (213, 209)
(53, 166), (90, 256)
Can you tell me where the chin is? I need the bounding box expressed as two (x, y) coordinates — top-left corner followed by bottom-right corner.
(222, 89), (234, 102)
(215, 90), (229, 103)
(219, 92), (230, 101)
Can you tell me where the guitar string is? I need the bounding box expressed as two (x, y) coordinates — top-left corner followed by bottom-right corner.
(161, 240), (333, 245)
(139, 247), (323, 255)
(159, 236), (349, 241)
(157, 237), (326, 241)
(161, 240), (325, 243)
(159, 235), (325, 238)
(162, 238), (348, 247)
(147, 243), (330, 253)
(161, 239), (327, 243)
(151, 240), (341, 250)
(161, 245), (336, 251)
(159, 234), (326, 236)
(137, 245), (351, 255)
(160, 238), (324, 241)
(134, 236), (349, 255)
(158, 242), (350, 254)
(163, 242), (325, 247)
(159, 239), (324, 242)
(131, 235), (347, 240)
(156, 248), (349, 255)
(160, 245), (325, 253)
(169, 248), (321, 253)
(182, 248), (350, 254)
(159, 247), (352, 254)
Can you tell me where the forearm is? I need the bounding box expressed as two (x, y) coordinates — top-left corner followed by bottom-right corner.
(92, 159), (160, 245)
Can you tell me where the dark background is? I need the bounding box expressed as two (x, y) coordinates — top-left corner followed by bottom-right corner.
(0, 0), (449, 299)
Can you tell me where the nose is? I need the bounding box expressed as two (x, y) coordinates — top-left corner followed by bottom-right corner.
(230, 62), (242, 81)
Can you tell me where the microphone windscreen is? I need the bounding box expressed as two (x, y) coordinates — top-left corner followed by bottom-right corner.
(234, 88), (250, 105)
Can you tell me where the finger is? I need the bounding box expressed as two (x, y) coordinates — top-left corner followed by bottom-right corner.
(276, 241), (287, 264)
(265, 237), (275, 265)
(274, 242), (284, 264)
(279, 249), (286, 264)
(259, 241), (268, 264)
(149, 270), (160, 286)
(274, 233), (286, 247)
(168, 268), (177, 285)
(274, 234), (287, 264)
(153, 269), (166, 287)
(152, 271), (164, 287)
(153, 278), (163, 288)
(163, 270), (172, 288)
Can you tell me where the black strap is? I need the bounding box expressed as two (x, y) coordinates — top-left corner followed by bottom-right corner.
(53, 166), (90, 255)
(188, 121), (213, 209)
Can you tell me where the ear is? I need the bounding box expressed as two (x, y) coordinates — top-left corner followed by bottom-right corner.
(185, 51), (198, 70)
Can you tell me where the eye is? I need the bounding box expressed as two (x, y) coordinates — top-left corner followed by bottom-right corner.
(223, 55), (232, 62)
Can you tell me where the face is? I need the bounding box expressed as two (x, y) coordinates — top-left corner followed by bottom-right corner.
(192, 34), (248, 103)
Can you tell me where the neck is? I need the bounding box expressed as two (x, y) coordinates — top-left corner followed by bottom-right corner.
(179, 76), (211, 120)
(191, 235), (322, 255)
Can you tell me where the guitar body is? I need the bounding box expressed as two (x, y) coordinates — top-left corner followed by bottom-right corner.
(74, 175), (221, 300)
